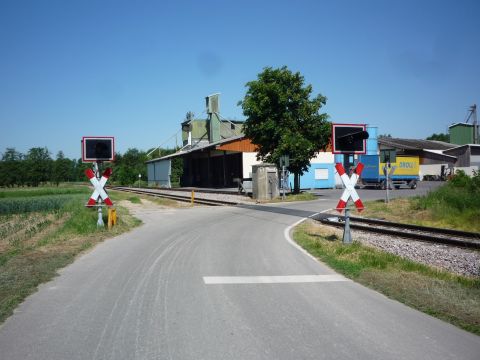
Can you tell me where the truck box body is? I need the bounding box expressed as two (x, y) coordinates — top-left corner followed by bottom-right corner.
(358, 155), (420, 188)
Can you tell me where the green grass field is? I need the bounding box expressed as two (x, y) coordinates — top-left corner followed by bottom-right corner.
(294, 220), (480, 335)
(0, 185), (142, 324)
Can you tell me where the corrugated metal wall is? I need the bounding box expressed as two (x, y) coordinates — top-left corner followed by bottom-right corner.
(147, 159), (171, 187)
(450, 124), (474, 145)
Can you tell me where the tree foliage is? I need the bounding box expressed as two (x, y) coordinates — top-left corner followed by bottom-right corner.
(238, 66), (330, 193)
(111, 148), (148, 186)
(53, 151), (74, 186)
(426, 133), (449, 142)
(25, 147), (53, 187)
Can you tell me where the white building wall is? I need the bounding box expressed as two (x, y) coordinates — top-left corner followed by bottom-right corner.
(419, 164), (446, 179)
(471, 155), (480, 167)
(242, 152), (261, 178)
(454, 166), (478, 176)
(310, 152), (335, 164)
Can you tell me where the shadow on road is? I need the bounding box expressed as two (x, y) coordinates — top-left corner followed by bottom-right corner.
(236, 204), (318, 219)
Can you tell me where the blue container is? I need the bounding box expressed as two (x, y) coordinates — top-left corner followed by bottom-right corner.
(366, 126), (378, 155)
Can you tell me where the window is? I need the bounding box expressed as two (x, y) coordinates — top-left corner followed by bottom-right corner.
(315, 168), (329, 180)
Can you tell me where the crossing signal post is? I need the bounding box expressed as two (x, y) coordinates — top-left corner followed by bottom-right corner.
(81, 137), (115, 228)
(380, 149), (397, 203)
(331, 124), (369, 244)
(279, 155), (289, 200)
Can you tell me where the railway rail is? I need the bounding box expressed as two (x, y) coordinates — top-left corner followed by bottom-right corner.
(316, 214), (480, 249)
(108, 186), (241, 206)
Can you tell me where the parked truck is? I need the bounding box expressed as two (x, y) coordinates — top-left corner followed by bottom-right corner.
(358, 155), (420, 189)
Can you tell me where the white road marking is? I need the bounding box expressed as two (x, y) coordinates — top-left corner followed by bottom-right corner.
(284, 210), (331, 264)
(203, 274), (350, 285)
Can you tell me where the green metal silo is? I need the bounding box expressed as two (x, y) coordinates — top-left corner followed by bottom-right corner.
(449, 123), (474, 145)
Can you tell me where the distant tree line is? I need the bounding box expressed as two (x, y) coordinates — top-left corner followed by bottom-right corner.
(426, 133), (449, 142)
(0, 147), (183, 187)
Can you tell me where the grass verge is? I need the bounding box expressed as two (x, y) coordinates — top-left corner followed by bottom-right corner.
(360, 172), (480, 232)
(0, 186), (142, 324)
(360, 198), (480, 233)
(293, 220), (480, 335)
(269, 192), (317, 203)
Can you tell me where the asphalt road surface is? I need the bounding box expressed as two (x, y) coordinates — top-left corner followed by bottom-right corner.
(0, 182), (479, 359)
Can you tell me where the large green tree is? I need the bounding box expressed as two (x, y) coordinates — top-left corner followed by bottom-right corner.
(0, 148), (25, 187)
(25, 147), (52, 187)
(52, 151), (74, 185)
(238, 66), (331, 193)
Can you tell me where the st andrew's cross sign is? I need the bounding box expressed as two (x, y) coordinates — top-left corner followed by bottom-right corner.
(335, 163), (364, 212)
(85, 168), (113, 207)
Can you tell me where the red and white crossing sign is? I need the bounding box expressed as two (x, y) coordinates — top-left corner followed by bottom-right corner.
(335, 163), (364, 212)
(85, 168), (113, 207)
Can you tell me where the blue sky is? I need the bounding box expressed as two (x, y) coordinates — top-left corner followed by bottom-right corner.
(1, 0), (479, 159)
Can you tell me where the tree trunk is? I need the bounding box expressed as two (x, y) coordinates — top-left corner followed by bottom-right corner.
(293, 172), (300, 194)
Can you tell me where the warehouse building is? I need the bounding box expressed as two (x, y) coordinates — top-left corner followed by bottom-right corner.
(443, 144), (480, 176)
(376, 137), (457, 179)
(147, 94), (261, 188)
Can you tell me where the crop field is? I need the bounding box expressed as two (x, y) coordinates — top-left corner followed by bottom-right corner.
(0, 185), (141, 323)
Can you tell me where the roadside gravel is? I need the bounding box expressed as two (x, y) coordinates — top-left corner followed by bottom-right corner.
(349, 229), (480, 277)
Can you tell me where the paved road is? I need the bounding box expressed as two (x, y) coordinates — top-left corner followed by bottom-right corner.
(0, 183), (478, 359)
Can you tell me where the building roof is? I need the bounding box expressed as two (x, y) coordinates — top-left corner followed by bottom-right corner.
(443, 144), (480, 155)
(146, 135), (246, 163)
(378, 137), (455, 151)
(449, 123), (474, 128)
(421, 149), (457, 161)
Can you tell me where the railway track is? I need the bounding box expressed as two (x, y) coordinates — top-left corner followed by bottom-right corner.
(316, 214), (480, 249)
(108, 186), (241, 206)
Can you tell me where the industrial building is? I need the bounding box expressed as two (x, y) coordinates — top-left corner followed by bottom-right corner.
(449, 123), (476, 145)
(147, 95), (479, 190)
(443, 144), (480, 175)
(147, 94), (262, 188)
(376, 137), (456, 179)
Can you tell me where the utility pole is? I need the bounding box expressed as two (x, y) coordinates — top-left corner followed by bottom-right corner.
(472, 104), (478, 144)
(466, 104), (478, 144)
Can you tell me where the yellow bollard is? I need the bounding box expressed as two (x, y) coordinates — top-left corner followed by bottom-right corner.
(191, 190), (195, 205)
(108, 208), (117, 229)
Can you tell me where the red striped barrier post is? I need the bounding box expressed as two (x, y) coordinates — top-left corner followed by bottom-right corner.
(85, 164), (113, 227)
(335, 162), (364, 212)
(85, 167), (113, 207)
(335, 162), (365, 244)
